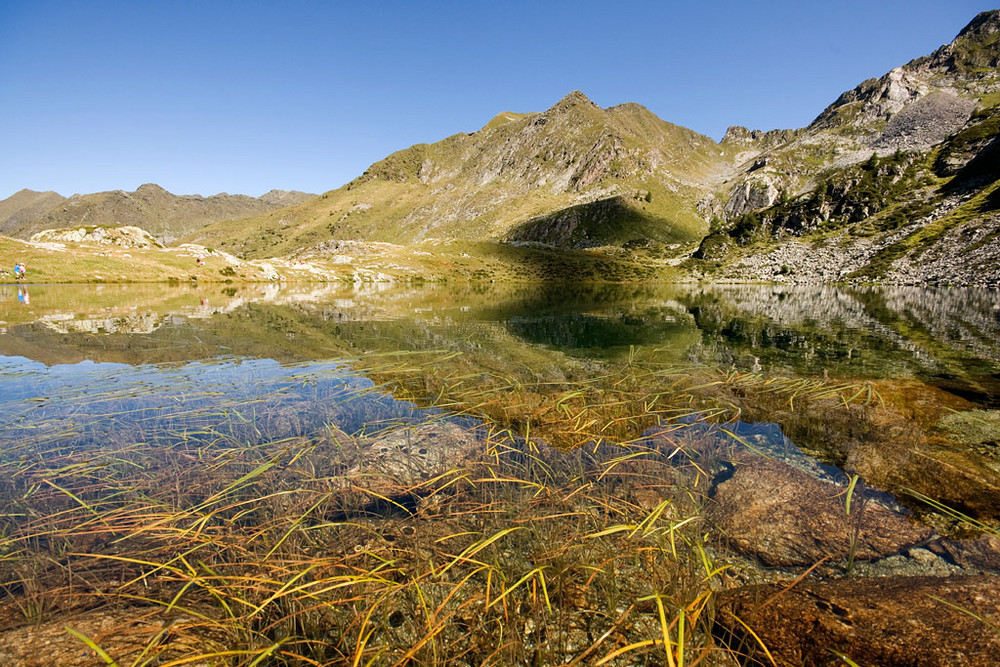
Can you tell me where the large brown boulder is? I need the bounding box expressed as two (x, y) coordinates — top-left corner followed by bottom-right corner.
(715, 575), (1000, 667)
(709, 459), (932, 566)
(929, 534), (1000, 571)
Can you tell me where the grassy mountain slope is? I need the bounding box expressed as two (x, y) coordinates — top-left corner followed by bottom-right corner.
(10, 12), (999, 286)
(189, 92), (731, 258)
(0, 184), (314, 243)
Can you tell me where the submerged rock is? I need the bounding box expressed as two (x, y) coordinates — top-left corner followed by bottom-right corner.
(0, 608), (220, 666)
(936, 409), (1000, 446)
(331, 421), (485, 515)
(346, 421), (484, 486)
(848, 436), (1000, 518)
(929, 533), (1000, 572)
(715, 575), (1000, 667)
(709, 459), (932, 567)
(722, 378), (1000, 520)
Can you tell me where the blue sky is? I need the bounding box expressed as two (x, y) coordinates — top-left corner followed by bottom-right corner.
(0, 1), (995, 199)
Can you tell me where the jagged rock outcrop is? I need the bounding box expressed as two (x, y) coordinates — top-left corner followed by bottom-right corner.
(720, 126), (798, 148)
(811, 66), (933, 134)
(723, 176), (780, 218)
(926, 9), (1000, 72)
(30, 225), (162, 248)
(694, 11), (1000, 285)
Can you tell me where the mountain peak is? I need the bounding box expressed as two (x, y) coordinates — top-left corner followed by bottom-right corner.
(927, 9), (1000, 72)
(549, 91), (600, 112)
(955, 9), (1000, 42)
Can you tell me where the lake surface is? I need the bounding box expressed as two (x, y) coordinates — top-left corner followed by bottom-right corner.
(2, 281), (998, 461)
(2, 281), (998, 404)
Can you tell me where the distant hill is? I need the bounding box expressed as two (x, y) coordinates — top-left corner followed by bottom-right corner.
(188, 91), (733, 258)
(0, 190), (67, 237)
(0, 185), (314, 243)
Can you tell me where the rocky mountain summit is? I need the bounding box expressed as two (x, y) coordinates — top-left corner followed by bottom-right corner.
(696, 10), (1000, 285)
(185, 10), (999, 285)
(0, 185), (313, 243)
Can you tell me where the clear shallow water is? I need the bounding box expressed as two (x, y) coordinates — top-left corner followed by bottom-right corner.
(0, 355), (444, 454)
(1, 281), (998, 452)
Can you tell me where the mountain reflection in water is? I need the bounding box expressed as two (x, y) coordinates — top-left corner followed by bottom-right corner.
(1, 282), (998, 407)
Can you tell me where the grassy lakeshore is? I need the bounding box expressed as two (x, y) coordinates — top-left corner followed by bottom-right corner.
(0, 236), (680, 286)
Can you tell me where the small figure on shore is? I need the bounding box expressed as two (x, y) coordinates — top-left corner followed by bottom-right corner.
(13, 263), (26, 280)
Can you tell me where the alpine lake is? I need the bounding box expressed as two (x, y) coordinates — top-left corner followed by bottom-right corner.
(1, 281), (999, 666)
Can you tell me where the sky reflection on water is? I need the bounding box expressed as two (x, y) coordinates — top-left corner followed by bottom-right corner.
(0, 355), (442, 453)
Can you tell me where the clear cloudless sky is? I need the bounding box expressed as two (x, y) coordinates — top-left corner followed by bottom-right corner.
(1, 0), (996, 199)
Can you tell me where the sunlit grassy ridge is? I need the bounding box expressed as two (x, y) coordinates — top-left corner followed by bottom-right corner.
(188, 92), (729, 259)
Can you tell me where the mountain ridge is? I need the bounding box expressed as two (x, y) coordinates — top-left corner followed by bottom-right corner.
(186, 91), (732, 258)
(688, 9), (1000, 285)
(0, 185), (314, 243)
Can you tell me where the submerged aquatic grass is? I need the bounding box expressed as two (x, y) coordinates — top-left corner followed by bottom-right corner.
(0, 348), (960, 664)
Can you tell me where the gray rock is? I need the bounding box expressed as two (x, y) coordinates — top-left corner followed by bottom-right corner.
(873, 92), (976, 151)
(724, 176), (779, 218)
(341, 421), (484, 500)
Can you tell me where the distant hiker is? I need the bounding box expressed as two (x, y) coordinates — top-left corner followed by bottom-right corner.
(13, 263), (25, 280)
(196, 258), (204, 266)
